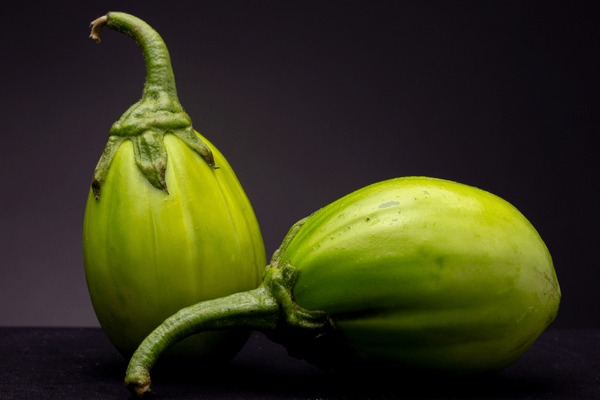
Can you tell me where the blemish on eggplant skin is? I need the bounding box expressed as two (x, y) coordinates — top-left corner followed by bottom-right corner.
(379, 201), (400, 209)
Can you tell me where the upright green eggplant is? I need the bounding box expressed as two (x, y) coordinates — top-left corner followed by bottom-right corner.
(123, 177), (560, 397)
(83, 12), (265, 360)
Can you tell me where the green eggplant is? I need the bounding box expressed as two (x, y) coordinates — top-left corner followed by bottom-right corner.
(123, 177), (560, 396)
(83, 12), (265, 360)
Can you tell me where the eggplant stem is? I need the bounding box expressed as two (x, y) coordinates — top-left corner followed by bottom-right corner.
(88, 11), (216, 197)
(124, 262), (333, 397)
(125, 285), (279, 397)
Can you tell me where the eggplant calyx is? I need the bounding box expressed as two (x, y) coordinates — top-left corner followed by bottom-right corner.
(265, 262), (333, 332)
(89, 12), (215, 199)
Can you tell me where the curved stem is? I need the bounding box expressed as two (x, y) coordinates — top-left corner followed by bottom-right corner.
(124, 262), (334, 397)
(125, 286), (280, 397)
(98, 12), (179, 102)
(88, 12), (216, 196)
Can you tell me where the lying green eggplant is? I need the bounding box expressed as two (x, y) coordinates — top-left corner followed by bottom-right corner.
(124, 177), (561, 396)
(83, 12), (265, 361)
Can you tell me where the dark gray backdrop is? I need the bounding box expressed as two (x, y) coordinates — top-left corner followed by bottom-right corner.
(0, 1), (597, 328)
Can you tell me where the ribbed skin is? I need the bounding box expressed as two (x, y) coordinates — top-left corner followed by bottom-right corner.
(83, 132), (265, 360)
(279, 177), (560, 373)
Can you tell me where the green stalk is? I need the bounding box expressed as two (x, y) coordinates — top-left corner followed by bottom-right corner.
(124, 263), (332, 397)
(89, 12), (215, 199)
(91, 12), (179, 104)
(125, 286), (279, 397)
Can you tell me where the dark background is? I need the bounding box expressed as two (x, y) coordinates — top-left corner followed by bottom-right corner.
(0, 1), (597, 329)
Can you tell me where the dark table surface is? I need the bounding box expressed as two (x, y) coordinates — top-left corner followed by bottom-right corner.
(0, 327), (598, 400)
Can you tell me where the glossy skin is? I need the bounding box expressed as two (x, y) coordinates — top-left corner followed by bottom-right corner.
(83, 133), (265, 358)
(123, 176), (561, 395)
(84, 12), (265, 361)
(279, 177), (560, 372)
